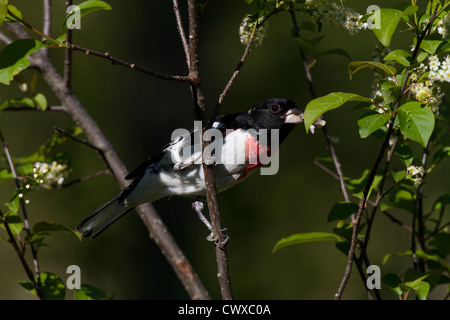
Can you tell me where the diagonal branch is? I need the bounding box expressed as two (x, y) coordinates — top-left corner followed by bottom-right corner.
(5, 21), (210, 300)
(0, 131), (44, 299)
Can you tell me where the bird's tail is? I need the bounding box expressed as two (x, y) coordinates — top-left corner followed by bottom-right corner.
(76, 193), (135, 239)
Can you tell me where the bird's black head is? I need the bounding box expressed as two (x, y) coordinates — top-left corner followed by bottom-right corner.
(247, 98), (304, 130)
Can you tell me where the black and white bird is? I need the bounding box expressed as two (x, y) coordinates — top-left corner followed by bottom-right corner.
(76, 98), (307, 238)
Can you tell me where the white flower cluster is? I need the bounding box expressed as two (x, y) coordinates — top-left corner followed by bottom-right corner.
(239, 14), (266, 46)
(31, 161), (68, 189)
(305, 0), (367, 34)
(434, 12), (450, 38)
(406, 165), (425, 185)
(410, 55), (448, 113)
(428, 55), (450, 82)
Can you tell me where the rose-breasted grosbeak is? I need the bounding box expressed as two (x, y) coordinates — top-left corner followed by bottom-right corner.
(76, 98), (304, 238)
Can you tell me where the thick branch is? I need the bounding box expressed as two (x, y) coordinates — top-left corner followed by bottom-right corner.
(5, 21), (210, 300)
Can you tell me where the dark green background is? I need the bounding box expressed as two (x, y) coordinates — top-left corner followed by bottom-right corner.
(0, 0), (448, 299)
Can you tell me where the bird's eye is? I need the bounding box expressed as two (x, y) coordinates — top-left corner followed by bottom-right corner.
(270, 104), (281, 113)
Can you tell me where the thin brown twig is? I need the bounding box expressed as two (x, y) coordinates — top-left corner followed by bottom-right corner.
(69, 44), (191, 82)
(315, 157), (412, 233)
(0, 208), (40, 296)
(288, 5), (350, 204)
(173, 0), (191, 69)
(2, 105), (66, 112)
(64, 0), (73, 89)
(184, 0), (233, 300)
(208, 10), (278, 127)
(59, 170), (111, 188)
(0, 131), (44, 299)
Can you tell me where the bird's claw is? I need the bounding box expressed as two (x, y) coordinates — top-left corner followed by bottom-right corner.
(206, 228), (229, 248)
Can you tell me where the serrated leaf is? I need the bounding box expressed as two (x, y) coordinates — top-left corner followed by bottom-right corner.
(0, 39), (44, 85)
(273, 232), (341, 253)
(373, 8), (404, 47)
(304, 92), (370, 133)
(328, 202), (359, 223)
(397, 102), (435, 147)
(63, 0), (112, 31)
(349, 61), (396, 79)
(357, 112), (390, 139)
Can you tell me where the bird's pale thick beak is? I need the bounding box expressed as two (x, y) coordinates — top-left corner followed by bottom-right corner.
(283, 107), (304, 124)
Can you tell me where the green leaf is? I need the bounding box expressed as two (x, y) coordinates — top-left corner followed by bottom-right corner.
(273, 232), (341, 253)
(316, 48), (351, 60)
(383, 49), (412, 67)
(429, 232), (450, 257)
(63, 0), (112, 31)
(0, 211), (22, 234)
(5, 4), (21, 22)
(383, 250), (447, 269)
(5, 195), (20, 213)
(335, 240), (350, 255)
(0, 93), (48, 110)
(33, 221), (82, 241)
(373, 8), (404, 47)
(394, 143), (414, 166)
(328, 202), (359, 223)
(402, 5), (419, 17)
(294, 35), (325, 53)
(357, 112), (390, 139)
(0, 39), (44, 85)
(0, 168), (12, 182)
(0, 0), (8, 26)
(380, 80), (400, 105)
(382, 186), (415, 213)
(19, 272), (66, 300)
(432, 146), (450, 164)
(397, 102), (435, 147)
(420, 34), (446, 55)
(382, 273), (403, 296)
(344, 169), (383, 199)
(391, 169), (406, 182)
(304, 92), (370, 133)
(74, 284), (109, 300)
(348, 61), (396, 79)
(404, 275), (430, 300)
(432, 194), (450, 212)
